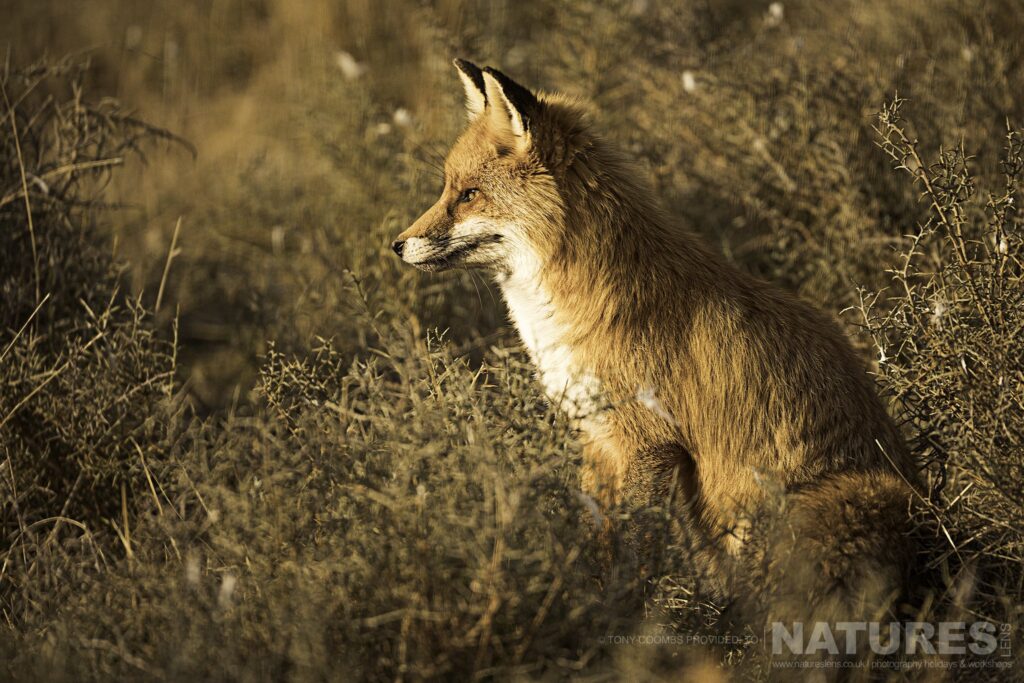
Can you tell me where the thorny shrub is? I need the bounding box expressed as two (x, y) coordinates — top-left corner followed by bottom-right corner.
(860, 96), (1023, 618)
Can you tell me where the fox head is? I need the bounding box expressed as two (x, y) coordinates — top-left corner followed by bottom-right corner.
(392, 59), (585, 276)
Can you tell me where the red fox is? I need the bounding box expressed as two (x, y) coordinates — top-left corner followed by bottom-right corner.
(393, 59), (920, 639)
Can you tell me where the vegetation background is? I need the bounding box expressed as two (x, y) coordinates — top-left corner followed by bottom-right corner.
(0, 0), (1022, 679)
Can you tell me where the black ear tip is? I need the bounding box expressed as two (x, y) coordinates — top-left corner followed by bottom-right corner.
(454, 58), (487, 97)
(480, 66), (538, 108)
(481, 66), (517, 90)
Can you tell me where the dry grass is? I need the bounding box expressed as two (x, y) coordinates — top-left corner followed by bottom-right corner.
(1, 1), (1023, 680)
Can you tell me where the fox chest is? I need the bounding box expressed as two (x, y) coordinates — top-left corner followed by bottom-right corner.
(499, 279), (604, 424)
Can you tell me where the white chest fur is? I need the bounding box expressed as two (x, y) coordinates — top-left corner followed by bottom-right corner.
(498, 262), (604, 424)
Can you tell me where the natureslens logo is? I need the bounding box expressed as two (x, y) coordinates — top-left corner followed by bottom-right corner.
(597, 622), (1014, 671)
(769, 620), (1012, 658)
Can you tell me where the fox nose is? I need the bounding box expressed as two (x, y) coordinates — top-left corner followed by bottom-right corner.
(391, 240), (405, 257)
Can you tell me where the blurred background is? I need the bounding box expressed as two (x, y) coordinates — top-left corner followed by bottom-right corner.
(2, 2), (1022, 679)
(4, 0), (1022, 410)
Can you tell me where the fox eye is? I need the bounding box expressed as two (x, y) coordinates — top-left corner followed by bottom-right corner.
(458, 188), (480, 204)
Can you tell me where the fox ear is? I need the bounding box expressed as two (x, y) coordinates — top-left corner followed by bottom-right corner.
(481, 67), (538, 149)
(453, 58), (487, 120)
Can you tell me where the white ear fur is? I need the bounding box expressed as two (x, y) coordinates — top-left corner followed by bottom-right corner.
(456, 68), (486, 120)
(482, 71), (527, 140)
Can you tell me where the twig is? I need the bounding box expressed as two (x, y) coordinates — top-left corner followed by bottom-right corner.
(1, 81), (40, 304)
(0, 292), (50, 363)
(155, 217), (182, 314)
